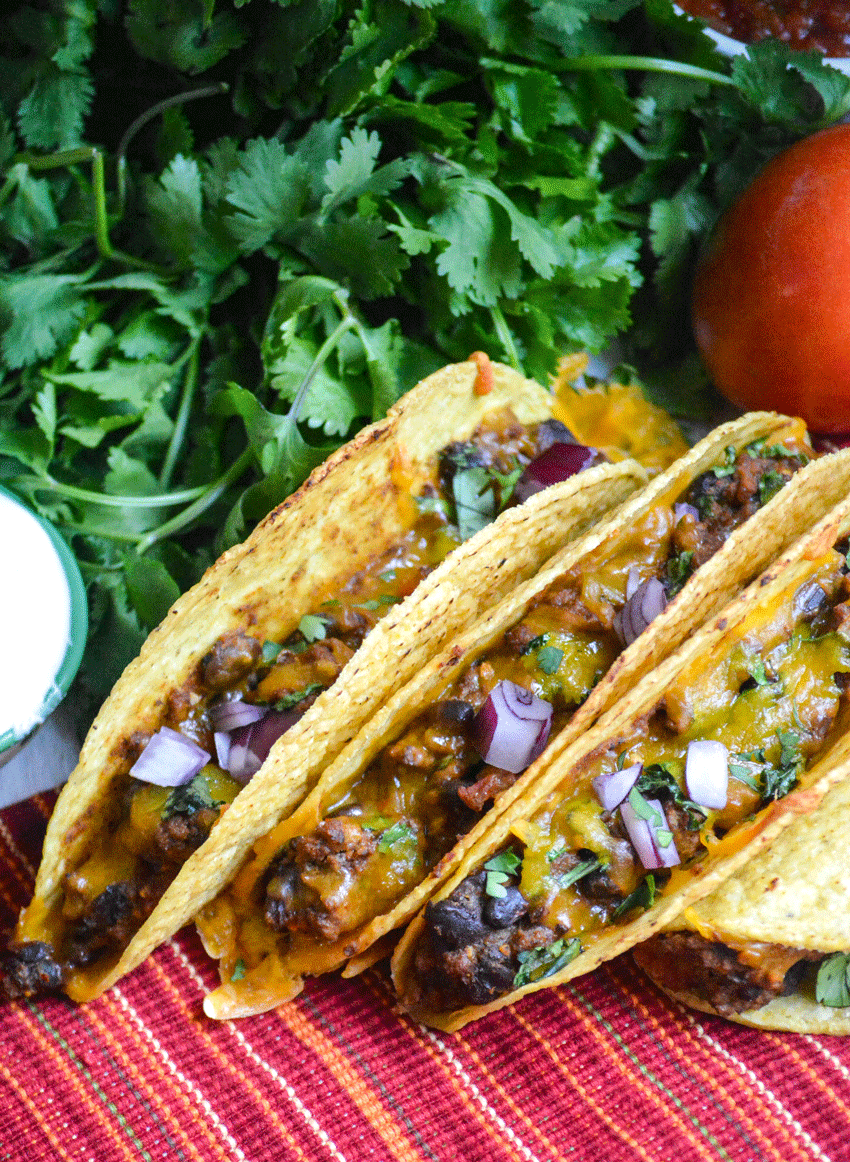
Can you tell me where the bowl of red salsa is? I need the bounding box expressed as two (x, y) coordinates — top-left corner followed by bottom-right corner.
(675, 0), (850, 69)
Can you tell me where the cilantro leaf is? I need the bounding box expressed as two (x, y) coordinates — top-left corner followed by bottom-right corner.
(816, 954), (850, 1008)
(513, 937), (582, 989)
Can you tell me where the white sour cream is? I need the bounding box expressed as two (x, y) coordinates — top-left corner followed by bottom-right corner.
(0, 492), (72, 740)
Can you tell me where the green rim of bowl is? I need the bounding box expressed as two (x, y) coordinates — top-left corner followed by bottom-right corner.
(0, 486), (88, 756)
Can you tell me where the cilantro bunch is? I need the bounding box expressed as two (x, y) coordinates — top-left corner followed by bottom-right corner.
(2, 0), (849, 710)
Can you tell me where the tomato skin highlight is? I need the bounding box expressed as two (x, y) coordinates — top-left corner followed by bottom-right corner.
(692, 124), (850, 435)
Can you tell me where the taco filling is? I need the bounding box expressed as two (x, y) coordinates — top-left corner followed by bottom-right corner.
(5, 409), (584, 999)
(633, 930), (824, 1017)
(208, 435), (812, 984)
(404, 542), (850, 1016)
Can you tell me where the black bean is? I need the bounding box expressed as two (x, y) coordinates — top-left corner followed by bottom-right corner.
(483, 884), (528, 928)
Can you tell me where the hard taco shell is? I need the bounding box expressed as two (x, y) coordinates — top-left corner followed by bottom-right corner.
(199, 415), (850, 1019)
(15, 360), (645, 1002)
(392, 488), (850, 1031)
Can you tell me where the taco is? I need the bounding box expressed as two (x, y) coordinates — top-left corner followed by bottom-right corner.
(195, 413), (850, 1020)
(5, 358), (645, 1002)
(632, 770), (850, 1034)
(391, 483), (850, 1032)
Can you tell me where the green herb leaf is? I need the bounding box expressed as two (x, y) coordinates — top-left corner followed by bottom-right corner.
(513, 937), (582, 989)
(298, 614), (328, 643)
(484, 850), (522, 898)
(816, 953), (850, 1008)
(377, 820), (417, 853)
(164, 772), (224, 819)
(275, 683), (324, 711)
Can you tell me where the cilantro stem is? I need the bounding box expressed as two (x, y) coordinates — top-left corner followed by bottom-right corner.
(14, 475), (210, 508)
(159, 336), (202, 489)
(135, 447), (254, 553)
(116, 82), (230, 213)
(489, 305), (522, 372)
(558, 54), (735, 87)
(285, 310), (359, 433)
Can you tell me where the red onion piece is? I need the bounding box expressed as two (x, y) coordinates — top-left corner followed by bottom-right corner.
(620, 795), (680, 870)
(674, 502), (699, 524)
(130, 727), (210, 788)
(685, 739), (729, 809)
(210, 699), (267, 733)
(471, 680), (553, 774)
(513, 443), (603, 503)
(225, 705), (307, 784)
(614, 577), (668, 647)
(214, 731), (231, 770)
(593, 763), (642, 812)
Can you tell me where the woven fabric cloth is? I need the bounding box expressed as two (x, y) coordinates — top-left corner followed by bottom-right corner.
(1, 793), (848, 1162)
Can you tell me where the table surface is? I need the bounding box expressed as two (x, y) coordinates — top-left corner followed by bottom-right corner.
(1, 790), (849, 1162)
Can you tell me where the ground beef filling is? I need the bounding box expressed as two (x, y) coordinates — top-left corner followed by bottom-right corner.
(633, 931), (821, 1016)
(3, 802), (222, 998)
(673, 450), (804, 576)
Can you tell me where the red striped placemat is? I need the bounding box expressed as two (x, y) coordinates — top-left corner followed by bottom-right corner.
(0, 793), (845, 1162)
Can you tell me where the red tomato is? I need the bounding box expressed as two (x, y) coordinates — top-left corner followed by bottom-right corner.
(692, 124), (850, 434)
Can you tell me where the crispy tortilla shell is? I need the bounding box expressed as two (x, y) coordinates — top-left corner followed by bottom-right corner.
(634, 765), (850, 1033)
(200, 415), (850, 1020)
(23, 360), (647, 1002)
(391, 486), (850, 1031)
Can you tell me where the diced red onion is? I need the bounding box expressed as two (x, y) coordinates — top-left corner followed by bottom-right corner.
(214, 731), (231, 770)
(593, 763), (642, 813)
(471, 680), (553, 774)
(685, 739), (729, 809)
(674, 502), (699, 524)
(614, 577), (668, 648)
(210, 698), (267, 733)
(130, 726), (210, 788)
(620, 796), (681, 870)
(225, 706), (307, 784)
(513, 442), (604, 503)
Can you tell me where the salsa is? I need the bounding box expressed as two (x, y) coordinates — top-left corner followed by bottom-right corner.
(679, 0), (850, 56)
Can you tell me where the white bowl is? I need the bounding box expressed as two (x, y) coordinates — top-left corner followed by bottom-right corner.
(0, 488), (87, 767)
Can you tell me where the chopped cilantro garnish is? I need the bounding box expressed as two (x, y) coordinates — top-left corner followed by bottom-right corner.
(377, 820), (417, 853)
(275, 682), (324, 711)
(484, 850), (522, 898)
(231, 959), (246, 982)
(557, 856), (602, 889)
(710, 447), (738, 478)
(452, 466), (497, 542)
(415, 494), (451, 520)
(356, 595), (402, 611)
(637, 762), (707, 830)
(665, 550), (695, 598)
(613, 874), (657, 918)
(513, 937), (582, 989)
(298, 614), (328, 643)
(746, 657), (772, 687)
(262, 641), (283, 664)
(536, 645), (564, 675)
(816, 954), (850, 1007)
(522, 634), (549, 655)
(758, 469), (787, 506)
(164, 773), (225, 819)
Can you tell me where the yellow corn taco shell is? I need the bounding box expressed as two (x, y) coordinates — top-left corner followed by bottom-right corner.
(390, 483), (850, 1031)
(198, 414), (850, 1020)
(8, 359), (646, 1003)
(632, 767), (850, 1034)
